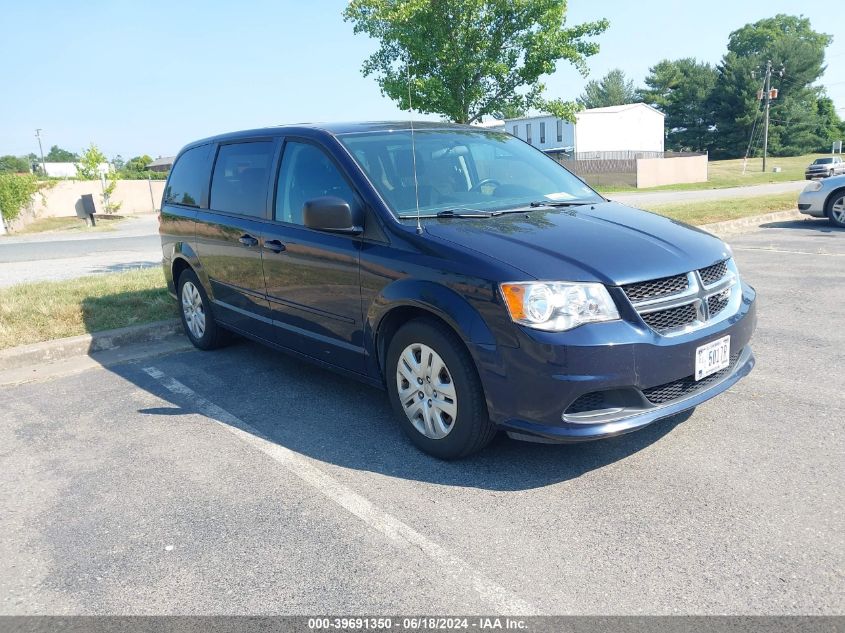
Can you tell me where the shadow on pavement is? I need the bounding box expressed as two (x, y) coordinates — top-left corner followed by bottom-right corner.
(759, 218), (843, 232)
(91, 311), (691, 491)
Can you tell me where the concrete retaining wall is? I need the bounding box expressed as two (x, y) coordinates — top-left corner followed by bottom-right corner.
(636, 155), (708, 189)
(28, 179), (165, 220)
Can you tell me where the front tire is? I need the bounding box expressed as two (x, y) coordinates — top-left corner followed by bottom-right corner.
(386, 318), (496, 459)
(826, 190), (845, 228)
(177, 269), (228, 350)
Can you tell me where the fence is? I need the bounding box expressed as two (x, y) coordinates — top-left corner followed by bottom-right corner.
(549, 151), (708, 189)
(9, 179), (166, 230)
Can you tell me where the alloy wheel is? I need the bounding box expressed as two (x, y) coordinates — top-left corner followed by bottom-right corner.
(181, 281), (206, 340)
(395, 343), (457, 439)
(832, 195), (845, 226)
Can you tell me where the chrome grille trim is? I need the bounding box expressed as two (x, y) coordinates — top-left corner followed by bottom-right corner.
(623, 259), (740, 336)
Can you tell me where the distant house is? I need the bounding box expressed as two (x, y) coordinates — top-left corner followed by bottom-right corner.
(42, 162), (111, 178)
(148, 156), (175, 173)
(505, 103), (665, 156)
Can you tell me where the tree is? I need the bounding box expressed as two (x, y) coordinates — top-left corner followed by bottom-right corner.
(343, 0), (608, 123)
(814, 96), (845, 151)
(577, 68), (638, 109)
(710, 15), (831, 158)
(123, 155), (153, 173)
(0, 155), (31, 174)
(45, 145), (79, 162)
(639, 58), (718, 152)
(76, 143), (107, 180)
(112, 155), (125, 171)
(0, 173), (40, 224)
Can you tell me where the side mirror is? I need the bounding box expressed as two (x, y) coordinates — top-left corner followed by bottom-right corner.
(302, 196), (363, 235)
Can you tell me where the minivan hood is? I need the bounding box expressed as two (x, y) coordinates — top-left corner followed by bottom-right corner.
(422, 201), (731, 286)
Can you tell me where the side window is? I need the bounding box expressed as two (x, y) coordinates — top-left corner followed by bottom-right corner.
(556, 119), (563, 143)
(539, 122), (546, 144)
(526, 123), (532, 145)
(512, 125), (518, 137)
(275, 142), (355, 225)
(210, 141), (275, 217)
(164, 145), (212, 207)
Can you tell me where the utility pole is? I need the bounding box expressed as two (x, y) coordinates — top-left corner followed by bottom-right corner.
(34, 128), (46, 176)
(762, 60), (772, 173)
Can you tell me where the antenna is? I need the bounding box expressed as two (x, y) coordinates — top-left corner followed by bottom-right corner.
(406, 59), (422, 234)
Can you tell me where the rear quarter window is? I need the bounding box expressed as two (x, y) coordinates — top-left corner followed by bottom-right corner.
(210, 141), (275, 217)
(165, 145), (213, 207)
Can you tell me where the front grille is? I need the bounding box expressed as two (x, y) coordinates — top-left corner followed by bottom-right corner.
(641, 303), (698, 333)
(642, 352), (741, 405)
(707, 289), (730, 317)
(699, 261), (728, 286)
(565, 392), (607, 414)
(622, 274), (688, 303)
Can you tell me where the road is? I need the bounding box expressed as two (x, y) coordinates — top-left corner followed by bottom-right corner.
(0, 217), (842, 615)
(0, 215), (161, 287)
(611, 180), (807, 207)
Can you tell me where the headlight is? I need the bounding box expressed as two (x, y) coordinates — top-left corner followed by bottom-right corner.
(500, 282), (620, 331)
(804, 180), (823, 192)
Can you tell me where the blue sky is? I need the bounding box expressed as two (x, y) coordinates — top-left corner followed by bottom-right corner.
(1, 0), (842, 158)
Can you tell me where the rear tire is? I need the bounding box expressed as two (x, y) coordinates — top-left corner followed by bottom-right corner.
(177, 269), (228, 350)
(386, 318), (496, 459)
(826, 190), (845, 228)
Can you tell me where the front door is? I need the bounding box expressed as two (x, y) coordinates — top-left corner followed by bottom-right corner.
(261, 139), (365, 373)
(194, 139), (277, 336)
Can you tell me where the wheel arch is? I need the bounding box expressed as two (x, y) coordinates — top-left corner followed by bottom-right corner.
(824, 186), (845, 215)
(367, 280), (498, 381)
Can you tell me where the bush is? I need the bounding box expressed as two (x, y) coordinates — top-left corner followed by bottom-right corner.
(0, 173), (40, 223)
(118, 170), (168, 180)
(0, 155), (31, 174)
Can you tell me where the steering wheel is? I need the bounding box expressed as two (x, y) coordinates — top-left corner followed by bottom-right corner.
(469, 178), (502, 193)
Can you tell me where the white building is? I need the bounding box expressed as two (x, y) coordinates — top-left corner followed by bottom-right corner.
(42, 162), (111, 178)
(505, 103), (665, 155)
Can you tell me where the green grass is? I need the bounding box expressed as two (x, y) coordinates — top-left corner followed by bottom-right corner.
(0, 268), (175, 350)
(642, 191), (797, 225)
(8, 214), (128, 235)
(598, 153), (827, 194)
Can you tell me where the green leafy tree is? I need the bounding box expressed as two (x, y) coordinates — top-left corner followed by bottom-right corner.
(639, 58), (718, 152)
(0, 173), (40, 224)
(710, 14), (831, 158)
(44, 145), (79, 162)
(0, 155), (31, 174)
(123, 155), (153, 172)
(577, 68), (638, 109)
(343, 0), (608, 123)
(76, 143), (108, 180)
(814, 96), (845, 150)
(112, 155), (125, 171)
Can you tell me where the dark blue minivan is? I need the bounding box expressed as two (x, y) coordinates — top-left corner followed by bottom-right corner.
(159, 122), (756, 459)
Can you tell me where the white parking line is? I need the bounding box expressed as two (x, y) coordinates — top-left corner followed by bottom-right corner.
(142, 365), (539, 616)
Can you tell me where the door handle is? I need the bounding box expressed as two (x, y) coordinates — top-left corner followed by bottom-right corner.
(238, 234), (259, 247)
(263, 239), (286, 254)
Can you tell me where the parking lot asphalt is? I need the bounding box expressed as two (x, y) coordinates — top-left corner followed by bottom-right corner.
(0, 217), (842, 615)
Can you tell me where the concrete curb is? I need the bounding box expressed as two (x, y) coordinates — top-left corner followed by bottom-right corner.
(0, 319), (183, 372)
(699, 208), (804, 237)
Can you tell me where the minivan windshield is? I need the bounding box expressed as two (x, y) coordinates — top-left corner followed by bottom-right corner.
(339, 129), (602, 218)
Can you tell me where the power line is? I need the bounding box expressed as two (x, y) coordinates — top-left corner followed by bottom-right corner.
(742, 71), (767, 173)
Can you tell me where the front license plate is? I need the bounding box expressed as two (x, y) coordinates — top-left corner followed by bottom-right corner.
(694, 335), (731, 381)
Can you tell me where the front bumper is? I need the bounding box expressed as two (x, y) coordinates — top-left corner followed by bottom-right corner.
(797, 189), (827, 217)
(473, 282), (757, 442)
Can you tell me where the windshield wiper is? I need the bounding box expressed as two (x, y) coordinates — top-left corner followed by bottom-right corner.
(434, 209), (495, 218)
(528, 200), (595, 208)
